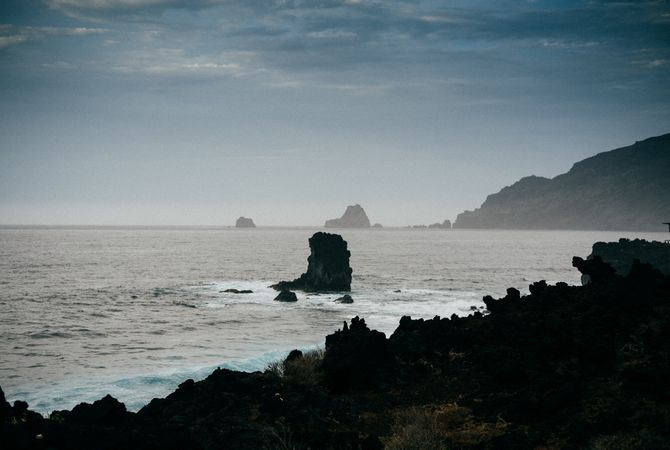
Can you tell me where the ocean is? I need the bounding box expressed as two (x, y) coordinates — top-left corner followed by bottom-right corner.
(1, 227), (666, 414)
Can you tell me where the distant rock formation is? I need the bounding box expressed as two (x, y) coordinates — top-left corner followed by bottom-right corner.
(588, 238), (670, 276)
(372, 223), (383, 229)
(272, 232), (352, 292)
(223, 289), (253, 294)
(453, 133), (670, 231)
(274, 290), (298, 302)
(235, 217), (255, 228)
(428, 220), (451, 229)
(324, 204), (370, 228)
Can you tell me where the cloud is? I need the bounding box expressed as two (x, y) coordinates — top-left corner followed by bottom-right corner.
(0, 35), (27, 48)
(47, 0), (352, 18)
(110, 48), (254, 78)
(3, 0), (667, 103)
(307, 29), (357, 39)
(0, 24), (109, 48)
(49, 0), (218, 11)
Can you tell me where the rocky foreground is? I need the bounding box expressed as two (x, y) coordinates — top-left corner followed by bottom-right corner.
(3, 252), (670, 449)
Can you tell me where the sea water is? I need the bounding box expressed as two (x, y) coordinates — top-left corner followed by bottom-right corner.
(0, 227), (666, 414)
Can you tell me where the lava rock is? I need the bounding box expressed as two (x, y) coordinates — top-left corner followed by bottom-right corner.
(589, 238), (670, 276)
(272, 232), (352, 292)
(285, 349), (303, 363)
(274, 290), (298, 302)
(573, 255), (617, 284)
(334, 294), (354, 304)
(68, 395), (130, 426)
(323, 317), (391, 392)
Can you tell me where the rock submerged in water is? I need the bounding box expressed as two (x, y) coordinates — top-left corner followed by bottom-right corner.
(324, 204), (370, 228)
(334, 294), (353, 304)
(272, 232), (352, 292)
(274, 290), (298, 302)
(224, 288), (253, 294)
(235, 217), (256, 228)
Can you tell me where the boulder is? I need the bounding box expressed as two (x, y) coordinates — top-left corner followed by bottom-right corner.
(224, 289), (254, 294)
(372, 223), (383, 228)
(271, 232), (352, 292)
(235, 217), (256, 228)
(334, 294), (354, 304)
(284, 349), (303, 363)
(67, 394), (130, 426)
(324, 204), (370, 228)
(572, 255), (617, 284)
(274, 290), (298, 302)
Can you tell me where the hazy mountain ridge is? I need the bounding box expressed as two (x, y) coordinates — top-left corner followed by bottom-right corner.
(454, 133), (670, 231)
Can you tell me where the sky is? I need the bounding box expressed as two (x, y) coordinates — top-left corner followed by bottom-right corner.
(1, 0), (669, 226)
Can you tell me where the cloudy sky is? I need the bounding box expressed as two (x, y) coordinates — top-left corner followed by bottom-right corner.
(1, 0), (668, 226)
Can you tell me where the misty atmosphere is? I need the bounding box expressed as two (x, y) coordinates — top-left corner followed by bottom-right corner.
(2, 1), (670, 449)
(2, 0), (669, 226)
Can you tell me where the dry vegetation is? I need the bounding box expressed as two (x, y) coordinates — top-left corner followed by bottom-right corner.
(384, 403), (507, 450)
(266, 348), (325, 386)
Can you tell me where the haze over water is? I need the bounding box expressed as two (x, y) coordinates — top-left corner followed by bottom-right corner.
(1, 226), (667, 414)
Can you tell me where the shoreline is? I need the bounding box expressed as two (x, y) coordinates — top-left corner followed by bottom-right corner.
(3, 244), (670, 449)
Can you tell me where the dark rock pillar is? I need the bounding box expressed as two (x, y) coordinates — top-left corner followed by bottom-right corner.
(272, 232), (352, 292)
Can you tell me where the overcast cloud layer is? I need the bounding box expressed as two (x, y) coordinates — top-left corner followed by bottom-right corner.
(1, 0), (669, 225)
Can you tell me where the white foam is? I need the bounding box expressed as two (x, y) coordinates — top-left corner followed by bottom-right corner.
(195, 280), (484, 335)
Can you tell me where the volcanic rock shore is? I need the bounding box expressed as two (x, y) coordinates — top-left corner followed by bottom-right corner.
(3, 248), (670, 449)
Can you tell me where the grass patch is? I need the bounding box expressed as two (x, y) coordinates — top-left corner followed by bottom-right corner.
(384, 403), (507, 450)
(266, 347), (325, 386)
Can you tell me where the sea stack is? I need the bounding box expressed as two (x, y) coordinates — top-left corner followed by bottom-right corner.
(235, 217), (256, 228)
(272, 232), (352, 292)
(324, 204), (370, 228)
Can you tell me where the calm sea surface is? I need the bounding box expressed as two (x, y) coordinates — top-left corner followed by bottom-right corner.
(0, 227), (666, 413)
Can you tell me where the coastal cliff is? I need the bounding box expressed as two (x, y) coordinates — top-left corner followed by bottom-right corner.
(3, 240), (670, 449)
(454, 133), (670, 231)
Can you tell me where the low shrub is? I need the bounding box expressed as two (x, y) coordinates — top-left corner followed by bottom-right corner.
(266, 347), (325, 386)
(384, 403), (507, 450)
